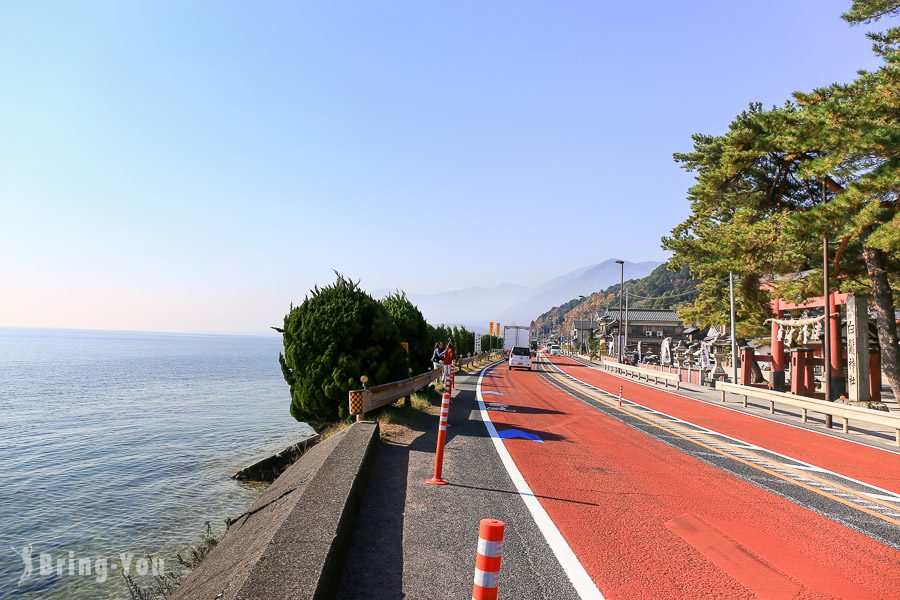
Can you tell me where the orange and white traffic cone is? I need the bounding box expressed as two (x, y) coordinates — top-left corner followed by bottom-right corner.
(426, 390), (452, 485)
(472, 518), (505, 600)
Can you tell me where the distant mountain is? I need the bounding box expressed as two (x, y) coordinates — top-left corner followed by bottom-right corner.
(501, 259), (660, 326)
(390, 259), (662, 330)
(531, 263), (697, 334)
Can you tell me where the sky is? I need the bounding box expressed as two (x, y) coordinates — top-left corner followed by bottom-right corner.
(0, 1), (885, 333)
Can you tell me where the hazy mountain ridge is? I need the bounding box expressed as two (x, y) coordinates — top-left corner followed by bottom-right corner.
(387, 259), (662, 330)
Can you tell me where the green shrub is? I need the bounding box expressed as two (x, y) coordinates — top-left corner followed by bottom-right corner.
(381, 291), (432, 374)
(278, 274), (408, 423)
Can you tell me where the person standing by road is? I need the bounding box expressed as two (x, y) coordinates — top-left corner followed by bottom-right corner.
(441, 340), (454, 384)
(432, 342), (444, 371)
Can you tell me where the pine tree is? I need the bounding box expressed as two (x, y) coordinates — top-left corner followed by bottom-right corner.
(663, 1), (900, 396)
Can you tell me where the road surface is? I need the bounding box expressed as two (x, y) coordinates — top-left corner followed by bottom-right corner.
(476, 353), (900, 598)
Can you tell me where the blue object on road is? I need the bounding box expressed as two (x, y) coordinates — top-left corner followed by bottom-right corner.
(497, 429), (544, 443)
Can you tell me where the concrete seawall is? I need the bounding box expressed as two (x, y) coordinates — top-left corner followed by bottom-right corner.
(172, 422), (378, 600)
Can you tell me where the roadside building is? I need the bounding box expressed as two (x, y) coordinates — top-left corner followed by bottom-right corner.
(596, 308), (685, 359)
(571, 319), (595, 353)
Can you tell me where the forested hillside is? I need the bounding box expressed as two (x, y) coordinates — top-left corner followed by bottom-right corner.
(530, 264), (696, 334)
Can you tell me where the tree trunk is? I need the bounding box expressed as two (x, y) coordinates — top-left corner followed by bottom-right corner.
(860, 245), (900, 398)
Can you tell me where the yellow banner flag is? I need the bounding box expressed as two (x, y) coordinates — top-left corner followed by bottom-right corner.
(489, 322), (494, 336)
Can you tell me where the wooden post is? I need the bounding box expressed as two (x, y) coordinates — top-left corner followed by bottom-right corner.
(870, 352), (881, 402)
(790, 350), (801, 396)
(829, 292), (845, 398)
(740, 347), (754, 386)
(770, 299), (786, 392)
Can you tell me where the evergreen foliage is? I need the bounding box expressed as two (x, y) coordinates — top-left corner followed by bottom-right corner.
(663, 1), (900, 395)
(381, 291), (432, 374)
(277, 275), (501, 424)
(278, 274), (408, 423)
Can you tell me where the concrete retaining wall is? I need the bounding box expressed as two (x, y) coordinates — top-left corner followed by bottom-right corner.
(172, 421), (378, 600)
(231, 433), (320, 482)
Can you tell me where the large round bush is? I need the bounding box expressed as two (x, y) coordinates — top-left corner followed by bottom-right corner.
(278, 274), (408, 423)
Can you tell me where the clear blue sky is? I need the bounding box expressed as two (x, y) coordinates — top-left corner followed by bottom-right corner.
(0, 1), (882, 333)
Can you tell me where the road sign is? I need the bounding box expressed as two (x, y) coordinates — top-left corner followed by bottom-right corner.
(475, 335), (482, 353)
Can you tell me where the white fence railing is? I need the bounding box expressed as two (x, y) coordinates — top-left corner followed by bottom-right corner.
(601, 359), (681, 389)
(716, 381), (900, 446)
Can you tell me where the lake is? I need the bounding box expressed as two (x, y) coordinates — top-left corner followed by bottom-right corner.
(0, 328), (313, 599)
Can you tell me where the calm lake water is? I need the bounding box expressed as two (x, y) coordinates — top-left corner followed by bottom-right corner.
(0, 328), (314, 599)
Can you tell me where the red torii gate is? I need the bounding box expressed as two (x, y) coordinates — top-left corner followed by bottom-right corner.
(741, 291), (882, 402)
(768, 292), (848, 398)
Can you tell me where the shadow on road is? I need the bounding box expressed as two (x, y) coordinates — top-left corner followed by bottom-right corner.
(483, 403), (565, 416)
(335, 437), (410, 599)
(446, 482), (600, 507)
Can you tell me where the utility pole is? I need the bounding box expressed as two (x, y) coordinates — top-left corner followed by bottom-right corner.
(616, 260), (624, 362)
(729, 271), (738, 384)
(822, 179), (833, 421)
(624, 289), (629, 360)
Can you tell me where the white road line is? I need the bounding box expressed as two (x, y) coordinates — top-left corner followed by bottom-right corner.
(543, 358), (900, 502)
(863, 492), (900, 503)
(475, 365), (605, 600)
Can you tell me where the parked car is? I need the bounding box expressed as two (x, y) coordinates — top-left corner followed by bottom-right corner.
(508, 346), (533, 370)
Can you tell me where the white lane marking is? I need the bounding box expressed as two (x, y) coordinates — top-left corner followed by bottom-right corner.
(476, 366), (605, 600)
(482, 391), (504, 396)
(560, 354), (900, 456)
(543, 358), (900, 502)
(785, 463), (827, 472)
(863, 492), (900, 503)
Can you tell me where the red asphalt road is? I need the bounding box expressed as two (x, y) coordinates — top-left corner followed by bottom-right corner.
(481, 361), (900, 599)
(546, 354), (900, 494)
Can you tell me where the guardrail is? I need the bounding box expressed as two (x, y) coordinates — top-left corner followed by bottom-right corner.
(715, 381), (900, 446)
(459, 351), (501, 370)
(601, 359), (681, 389)
(348, 352), (500, 420)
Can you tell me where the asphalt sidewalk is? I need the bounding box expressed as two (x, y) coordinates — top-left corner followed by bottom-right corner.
(336, 366), (581, 600)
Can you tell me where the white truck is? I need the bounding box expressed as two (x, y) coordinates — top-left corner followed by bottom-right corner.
(503, 325), (530, 350)
(503, 325), (532, 371)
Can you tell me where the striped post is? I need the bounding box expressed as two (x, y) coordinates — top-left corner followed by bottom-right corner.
(472, 518), (505, 600)
(426, 389), (452, 485)
(618, 385), (623, 407)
